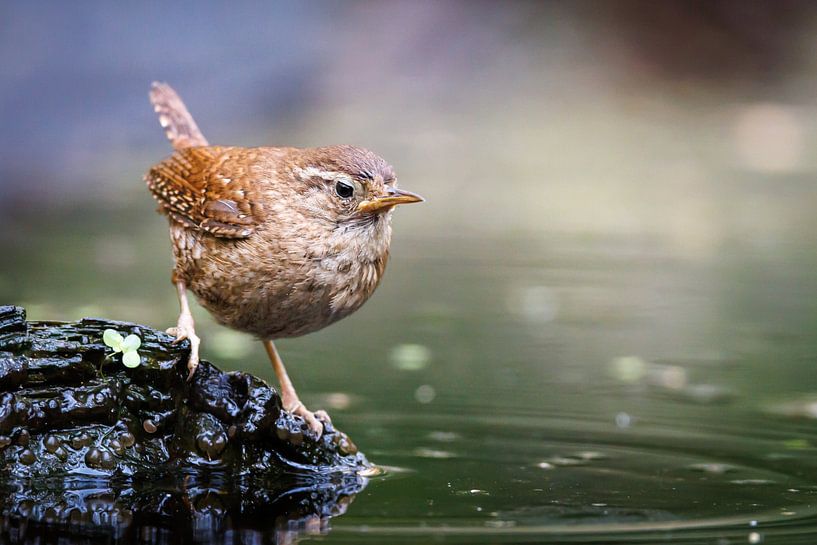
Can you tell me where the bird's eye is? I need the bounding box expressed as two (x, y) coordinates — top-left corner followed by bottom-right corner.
(335, 181), (354, 199)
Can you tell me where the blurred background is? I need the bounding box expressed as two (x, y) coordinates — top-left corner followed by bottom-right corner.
(5, 1), (817, 245)
(4, 1), (817, 541)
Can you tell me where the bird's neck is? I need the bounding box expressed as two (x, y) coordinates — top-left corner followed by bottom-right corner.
(322, 213), (392, 317)
(327, 211), (389, 259)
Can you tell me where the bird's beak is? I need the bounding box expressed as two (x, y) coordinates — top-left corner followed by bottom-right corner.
(357, 187), (424, 214)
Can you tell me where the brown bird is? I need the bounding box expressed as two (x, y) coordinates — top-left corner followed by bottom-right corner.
(144, 82), (423, 436)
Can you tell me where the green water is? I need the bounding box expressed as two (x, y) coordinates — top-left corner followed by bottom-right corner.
(3, 200), (817, 544)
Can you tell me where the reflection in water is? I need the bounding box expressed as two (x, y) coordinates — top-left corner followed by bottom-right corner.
(0, 472), (368, 544)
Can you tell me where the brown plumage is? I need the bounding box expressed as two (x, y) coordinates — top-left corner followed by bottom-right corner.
(144, 82), (423, 436)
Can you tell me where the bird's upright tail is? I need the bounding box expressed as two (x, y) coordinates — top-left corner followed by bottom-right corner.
(149, 82), (209, 150)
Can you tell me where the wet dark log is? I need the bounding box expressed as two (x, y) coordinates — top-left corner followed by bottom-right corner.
(0, 305), (367, 477)
(0, 305), (371, 542)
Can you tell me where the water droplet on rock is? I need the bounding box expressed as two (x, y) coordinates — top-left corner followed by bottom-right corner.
(43, 435), (60, 453)
(196, 432), (227, 459)
(109, 439), (124, 456)
(99, 450), (115, 469)
(19, 449), (35, 465)
(85, 447), (102, 467)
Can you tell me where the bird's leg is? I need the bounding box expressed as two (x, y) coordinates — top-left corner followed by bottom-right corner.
(263, 340), (330, 437)
(166, 280), (201, 380)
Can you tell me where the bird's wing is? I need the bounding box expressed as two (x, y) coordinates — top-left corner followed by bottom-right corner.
(145, 146), (264, 239)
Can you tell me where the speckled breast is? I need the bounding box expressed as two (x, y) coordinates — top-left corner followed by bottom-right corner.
(169, 223), (388, 340)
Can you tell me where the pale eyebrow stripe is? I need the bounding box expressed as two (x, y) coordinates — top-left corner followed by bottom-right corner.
(293, 166), (354, 183)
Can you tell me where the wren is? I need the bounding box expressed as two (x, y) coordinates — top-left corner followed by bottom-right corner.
(145, 83), (423, 435)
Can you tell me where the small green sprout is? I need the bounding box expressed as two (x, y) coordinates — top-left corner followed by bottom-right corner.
(103, 329), (142, 368)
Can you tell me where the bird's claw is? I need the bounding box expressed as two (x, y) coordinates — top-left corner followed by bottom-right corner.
(166, 319), (200, 381)
(313, 409), (332, 425)
(286, 401), (330, 438)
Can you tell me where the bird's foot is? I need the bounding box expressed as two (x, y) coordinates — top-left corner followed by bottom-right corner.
(166, 314), (200, 380)
(285, 399), (332, 439)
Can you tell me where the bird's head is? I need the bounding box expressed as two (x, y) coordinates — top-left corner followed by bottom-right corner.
(290, 145), (423, 228)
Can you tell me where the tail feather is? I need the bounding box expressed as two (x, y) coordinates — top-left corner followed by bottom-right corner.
(149, 82), (208, 150)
